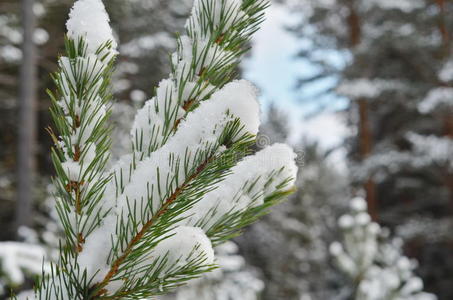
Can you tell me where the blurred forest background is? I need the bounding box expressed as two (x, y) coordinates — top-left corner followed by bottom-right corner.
(0, 0), (452, 299)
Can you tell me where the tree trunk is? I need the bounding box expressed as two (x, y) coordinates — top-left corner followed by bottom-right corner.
(358, 99), (377, 220)
(435, 0), (450, 55)
(443, 107), (453, 212)
(347, 1), (378, 220)
(436, 0), (453, 209)
(15, 0), (37, 235)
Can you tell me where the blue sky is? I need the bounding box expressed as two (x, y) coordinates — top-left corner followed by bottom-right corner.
(243, 3), (307, 114)
(243, 3), (349, 151)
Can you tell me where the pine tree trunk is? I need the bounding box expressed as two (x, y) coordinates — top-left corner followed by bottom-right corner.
(435, 0), (450, 55)
(444, 115), (453, 138)
(347, 1), (378, 220)
(442, 109), (453, 212)
(15, 0), (37, 234)
(358, 99), (377, 220)
(436, 0), (453, 210)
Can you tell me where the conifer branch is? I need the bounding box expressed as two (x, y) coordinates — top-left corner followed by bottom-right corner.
(36, 1), (299, 299)
(90, 155), (214, 298)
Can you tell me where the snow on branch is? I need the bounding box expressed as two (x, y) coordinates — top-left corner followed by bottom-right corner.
(407, 133), (453, 171)
(439, 60), (453, 82)
(350, 132), (453, 183)
(361, 0), (424, 13)
(130, 0), (268, 157)
(45, 0), (118, 260)
(171, 241), (264, 300)
(182, 143), (297, 241)
(36, 0), (298, 299)
(0, 242), (49, 294)
(66, 0), (117, 59)
(336, 78), (406, 100)
(330, 197), (437, 300)
(418, 87), (453, 114)
(77, 79), (262, 283)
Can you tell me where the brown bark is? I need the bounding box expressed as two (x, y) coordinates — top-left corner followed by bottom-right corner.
(347, 4), (361, 46)
(443, 114), (453, 209)
(15, 0), (37, 234)
(358, 99), (377, 220)
(435, 0), (450, 53)
(444, 115), (453, 138)
(347, 2), (378, 220)
(436, 0), (453, 206)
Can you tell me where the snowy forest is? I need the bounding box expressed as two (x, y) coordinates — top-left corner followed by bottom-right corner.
(0, 0), (452, 299)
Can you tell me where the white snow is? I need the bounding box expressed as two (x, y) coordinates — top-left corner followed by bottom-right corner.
(121, 80), (261, 215)
(58, 55), (105, 97)
(77, 214), (117, 283)
(173, 241), (264, 300)
(0, 242), (48, 286)
(45, 0), (301, 296)
(209, 80), (261, 135)
(57, 55), (109, 154)
(181, 143), (298, 229)
(0, 45), (22, 62)
(364, 0), (424, 13)
(396, 216), (453, 243)
(337, 78), (406, 100)
(60, 143), (97, 181)
(352, 132), (453, 182)
(33, 28), (49, 45)
(130, 80), (184, 154)
(66, 0), (117, 57)
(331, 198), (437, 300)
(408, 133), (453, 170)
(439, 60), (453, 82)
(173, 35), (231, 80)
(16, 290), (35, 300)
(131, 79), (259, 154)
(350, 197), (367, 212)
(101, 226), (216, 293)
(418, 87), (453, 113)
(152, 226), (215, 272)
(187, 0), (246, 34)
(61, 160), (82, 181)
(130, 0), (253, 159)
(52, 0), (118, 283)
(338, 215), (354, 229)
(355, 212), (372, 226)
(130, 89), (147, 103)
(80, 79), (262, 279)
(331, 198), (379, 278)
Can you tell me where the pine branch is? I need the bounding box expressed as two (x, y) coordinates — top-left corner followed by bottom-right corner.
(36, 1), (300, 299)
(131, 0), (269, 158)
(90, 154), (214, 298)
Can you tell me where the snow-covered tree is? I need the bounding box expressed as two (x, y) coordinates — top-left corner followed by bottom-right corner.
(330, 197), (436, 300)
(236, 106), (348, 299)
(288, 0), (453, 296)
(0, 242), (48, 296)
(35, 0), (297, 299)
(0, 184), (61, 298)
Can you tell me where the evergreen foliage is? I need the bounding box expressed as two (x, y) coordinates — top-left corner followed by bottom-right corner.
(160, 241), (263, 300)
(34, 0), (297, 299)
(237, 107), (348, 299)
(331, 197), (436, 300)
(289, 0), (453, 296)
